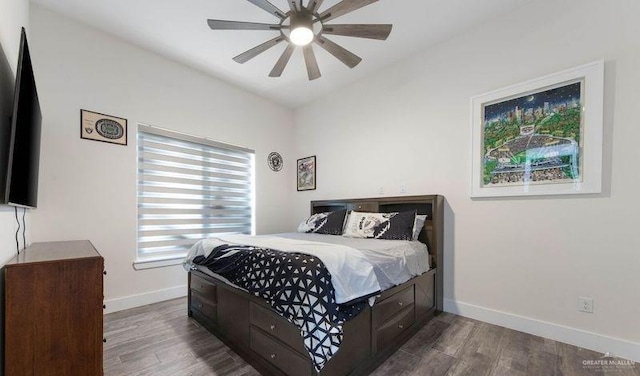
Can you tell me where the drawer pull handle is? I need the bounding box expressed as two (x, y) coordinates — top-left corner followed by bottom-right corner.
(103, 305), (106, 309)
(103, 270), (107, 275)
(103, 338), (107, 343)
(270, 354), (276, 359)
(398, 324), (404, 329)
(270, 324), (276, 330)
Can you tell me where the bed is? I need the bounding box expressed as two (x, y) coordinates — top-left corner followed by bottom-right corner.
(186, 195), (444, 376)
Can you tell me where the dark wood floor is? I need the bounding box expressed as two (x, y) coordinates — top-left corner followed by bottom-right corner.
(104, 298), (638, 376)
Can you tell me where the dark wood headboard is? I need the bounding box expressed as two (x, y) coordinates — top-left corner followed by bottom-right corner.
(310, 195), (444, 312)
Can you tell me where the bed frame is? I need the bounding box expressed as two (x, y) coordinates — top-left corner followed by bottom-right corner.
(188, 195), (444, 376)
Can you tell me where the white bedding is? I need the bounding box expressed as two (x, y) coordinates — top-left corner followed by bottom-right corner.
(275, 233), (430, 290)
(183, 233), (430, 303)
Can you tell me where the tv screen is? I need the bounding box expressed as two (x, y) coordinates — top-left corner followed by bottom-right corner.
(6, 28), (41, 208)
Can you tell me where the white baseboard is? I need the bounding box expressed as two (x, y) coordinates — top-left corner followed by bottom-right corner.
(444, 298), (640, 363)
(104, 285), (188, 314)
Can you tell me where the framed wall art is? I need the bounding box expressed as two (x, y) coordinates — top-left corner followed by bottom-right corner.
(81, 109), (128, 146)
(297, 155), (316, 191)
(470, 60), (604, 198)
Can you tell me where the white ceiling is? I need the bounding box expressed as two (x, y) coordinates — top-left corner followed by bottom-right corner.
(32, 0), (530, 108)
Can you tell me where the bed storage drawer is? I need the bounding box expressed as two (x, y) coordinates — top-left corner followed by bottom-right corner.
(191, 274), (217, 302)
(374, 285), (415, 325)
(249, 302), (306, 354)
(250, 327), (312, 376)
(375, 304), (415, 351)
(191, 292), (217, 321)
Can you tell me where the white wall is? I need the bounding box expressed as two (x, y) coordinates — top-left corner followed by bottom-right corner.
(29, 5), (295, 311)
(0, 0), (29, 265)
(0, 0), (27, 74)
(293, 0), (639, 360)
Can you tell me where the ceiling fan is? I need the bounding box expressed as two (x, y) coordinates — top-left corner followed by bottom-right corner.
(207, 0), (392, 80)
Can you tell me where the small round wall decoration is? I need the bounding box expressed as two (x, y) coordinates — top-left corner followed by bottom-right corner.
(267, 152), (283, 172)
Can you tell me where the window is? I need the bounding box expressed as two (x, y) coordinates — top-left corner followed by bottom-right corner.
(136, 124), (254, 268)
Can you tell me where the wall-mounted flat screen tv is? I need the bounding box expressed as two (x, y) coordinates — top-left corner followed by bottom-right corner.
(6, 28), (41, 208)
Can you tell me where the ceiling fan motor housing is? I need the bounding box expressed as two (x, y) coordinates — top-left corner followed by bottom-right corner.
(290, 10), (314, 31)
(289, 9), (315, 45)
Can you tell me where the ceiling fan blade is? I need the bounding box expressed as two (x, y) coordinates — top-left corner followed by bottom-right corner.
(319, 0), (378, 22)
(308, 0), (325, 13)
(269, 44), (296, 77)
(303, 45), (321, 80)
(322, 24), (392, 40)
(207, 20), (282, 31)
(233, 36), (285, 64)
(246, 0), (287, 19)
(315, 36), (361, 68)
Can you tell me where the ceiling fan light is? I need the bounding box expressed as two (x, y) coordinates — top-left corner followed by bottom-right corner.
(290, 27), (314, 46)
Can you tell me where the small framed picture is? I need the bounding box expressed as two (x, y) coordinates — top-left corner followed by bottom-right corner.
(80, 109), (128, 146)
(297, 156), (316, 191)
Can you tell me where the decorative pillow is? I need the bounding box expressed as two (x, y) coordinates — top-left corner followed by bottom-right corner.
(412, 215), (428, 240)
(297, 209), (347, 235)
(343, 210), (416, 240)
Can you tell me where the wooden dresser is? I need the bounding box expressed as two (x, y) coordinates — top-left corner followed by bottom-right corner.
(4, 240), (104, 376)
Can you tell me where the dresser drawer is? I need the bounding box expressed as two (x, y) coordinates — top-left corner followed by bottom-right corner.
(191, 292), (217, 321)
(374, 285), (415, 325)
(376, 304), (415, 351)
(249, 302), (306, 354)
(250, 327), (312, 376)
(191, 274), (217, 302)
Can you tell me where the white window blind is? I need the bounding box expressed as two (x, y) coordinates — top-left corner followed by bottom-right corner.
(137, 124), (254, 263)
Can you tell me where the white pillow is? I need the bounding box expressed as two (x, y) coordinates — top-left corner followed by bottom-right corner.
(412, 215), (427, 240)
(343, 211), (416, 240)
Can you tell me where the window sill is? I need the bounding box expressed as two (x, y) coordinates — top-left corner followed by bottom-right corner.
(133, 257), (184, 270)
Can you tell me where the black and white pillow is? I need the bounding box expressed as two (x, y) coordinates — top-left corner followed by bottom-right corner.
(343, 210), (416, 240)
(297, 209), (347, 235)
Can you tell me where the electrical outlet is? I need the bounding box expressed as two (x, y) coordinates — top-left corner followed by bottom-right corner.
(579, 297), (594, 314)
(399, 184), (406, 193)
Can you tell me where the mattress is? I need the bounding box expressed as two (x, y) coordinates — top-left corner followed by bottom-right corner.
(188, 232), (430, 294)
(273, 233), (430, 290)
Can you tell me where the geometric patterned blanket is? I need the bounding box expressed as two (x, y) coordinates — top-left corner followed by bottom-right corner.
(193, 244), (369, 371)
